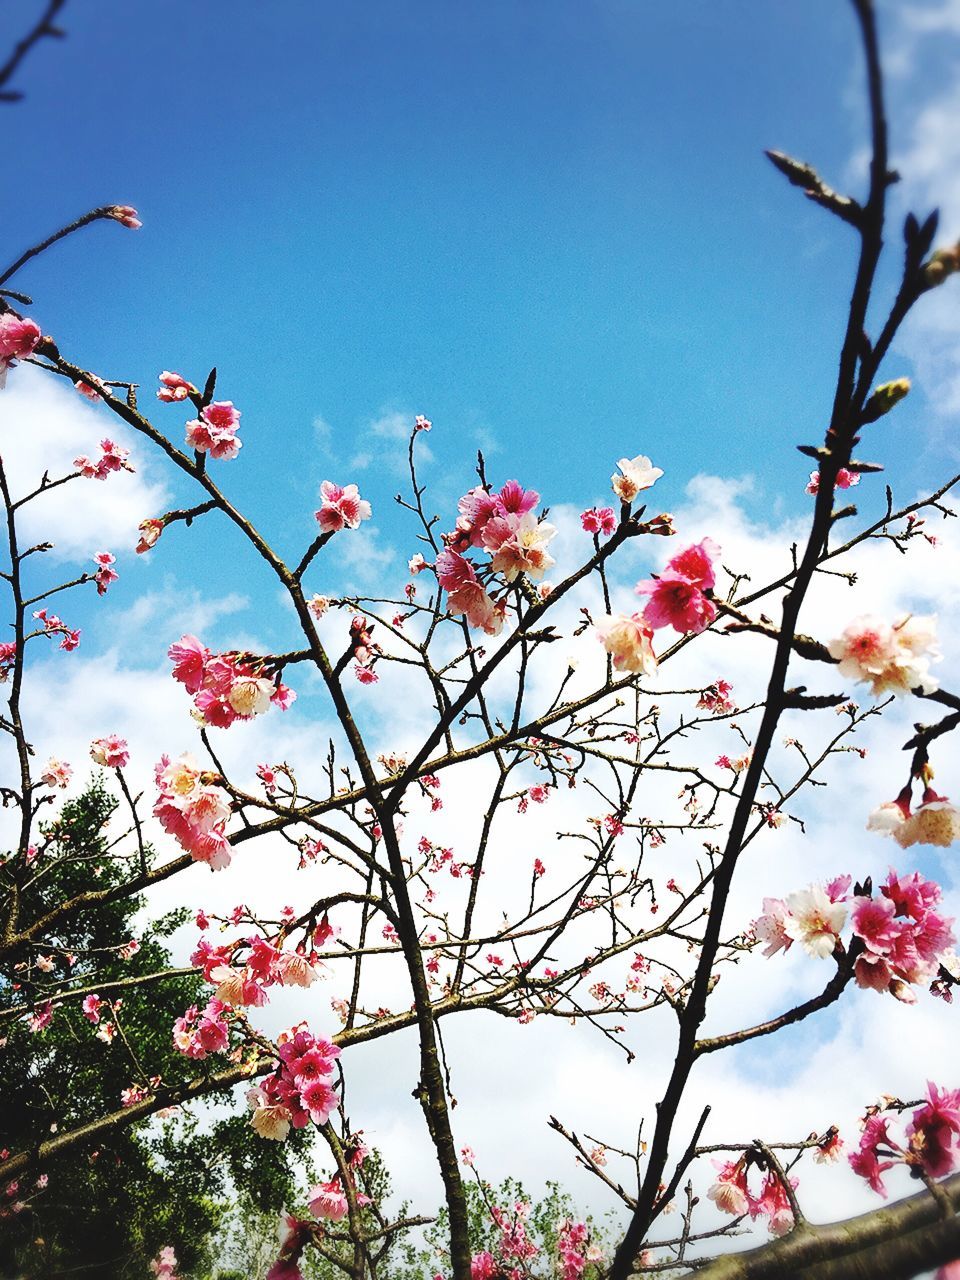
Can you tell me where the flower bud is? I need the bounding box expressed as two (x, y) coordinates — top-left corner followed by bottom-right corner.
(861, 378), (910, 424)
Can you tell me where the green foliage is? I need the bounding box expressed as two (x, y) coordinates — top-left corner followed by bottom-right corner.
(0, 782), (304, 1279)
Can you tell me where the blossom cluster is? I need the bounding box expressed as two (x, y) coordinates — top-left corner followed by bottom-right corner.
(849, 1082), (960, 1195)
(185, 400), (242, 459)
(73, 438), (133, 480)
(828, 614), (939, 696)
(33, 607), (81, 652)
(172, 997), (230, 1058)
(153, 752), (233, 869)
(435, 479), (556, 633)
(192, 931), (320, 1010)
(246, 1023), (340, 1141)
(869, 784), (960, 849)
(168, 633), (295, 727)
(753, 869), (955, 1001)
(150, 1246), (182, 1280)
(707, 1156), (798, 1236)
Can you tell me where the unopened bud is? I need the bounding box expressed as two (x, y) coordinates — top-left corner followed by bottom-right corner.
(923, 242), (960, 287)
(861, 378), (910, 424)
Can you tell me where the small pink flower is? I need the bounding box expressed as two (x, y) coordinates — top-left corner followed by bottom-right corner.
(595, 613), (657, 674)
(90, 735), (129, 769)
(0, 314), (42, 361)
(82, 994), (103, 1024)
(611, 455), (663, 503)
(74, 377), (105, 401)
(41, 757), (72, 790)
(92, 551), (118, 596)
(414, 414), (432, 432)
(185, 401), (242, 460)
(581, 507), (616, 536)
(806, 467), (860, 495)
(315, 481), (372, 532)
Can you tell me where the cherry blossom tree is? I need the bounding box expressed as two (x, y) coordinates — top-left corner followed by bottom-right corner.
(2, 1), (960, 1278)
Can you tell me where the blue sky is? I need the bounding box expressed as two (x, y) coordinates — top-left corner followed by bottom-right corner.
(1, 0), (955, 637)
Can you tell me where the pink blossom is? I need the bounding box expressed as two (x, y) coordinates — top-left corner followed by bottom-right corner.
(136, 517), (165, 554)
(581, 507), (617, 536)
(636, 539), (720, 635)
(697, 679), (735, 714)
(185, 401), (242, 460)
(482, 511), (557, 582)
(415, 414), (432, 432)
(906, 1082), (960, 1178)
(707, 1159), (750, 1217)
(470, 1253), (498, 1280)
(806, 467), (860, 495)
(315, 481), (372, 532)
(27, 1002), (53, 1034)
(828, 614), (939, 696)
(82, 994), (103, 1024)
(0, 313), (42, 361)
(894, 787), (960, 849)
(40, 757), (72, 790)
(157, 371), (195, 402)
(595, 612), (657, 674)
(435, 549), (505, 635)
(91, 551), (118, 596)
(74, 377), (105, 401)
(850, 895), (902, 955)
(753, 898), (792, 957)
(90, 735), (129, 769)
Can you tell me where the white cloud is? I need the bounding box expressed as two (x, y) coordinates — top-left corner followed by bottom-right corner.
(0, 366), (171, 561)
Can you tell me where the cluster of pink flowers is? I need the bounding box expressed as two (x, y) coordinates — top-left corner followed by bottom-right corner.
(636, 538), (720, 635)
(869, 784), (960, 849)
(557, 1219), (602, 1278)
(435, 479), (556, 631)
(149, 1246), (181, 1280)
(806, 467), (860, 496)
(153, 753), (233, 869)
(74, 375), (106, 401)
(707, 1156), (797, 1236)
(156, 370), (196, 402)
(697, 678), (735, 714)
(40, 757), (72, 789)
(194, 932), (320, 1010)
(0, 640), (16, 679)
(849, 1082), (960, 1195)
(315, 481), (372, 533)
(172, 997), (230, 1058)
(581, 506), (616, 537)
(33, 607), (81, 651)
(828, 614), (939, 696)
(753, 869), (955, 1002)
(0, 312), (41, 385)
(185, 401), (242, 459)
(73, 438), (133, 480)
(91, 551), (118, 595)
(168, 634), (295, 728)
(90, 734), (129, 768)
(246, 1023), (340, 1141)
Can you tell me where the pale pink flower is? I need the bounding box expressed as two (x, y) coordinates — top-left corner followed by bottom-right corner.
(595, 613), (657, 674)
(41, 757), (72, 790)
(90, 735), (129, 769)
(783, 885), (846, 958)
(707, 1160), (750, 1217)
(277, 951), (319, 988)
(828, 614), (939, 696)
(308, 593), (331, 619)
(249, 1101), (292, 1141)
(611, 454), (663, 503)
(753, 898), (792, 957)
(227, 675), (276, 718)
(315, 481), (371, 532)
(867, 788), (912, 835)
(36, 955), (54, 973)
(894, 787), (960, 849)
(408, 552), (428, 574)
(414, 414), (432, 432)
(482, 512), (557, 582)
